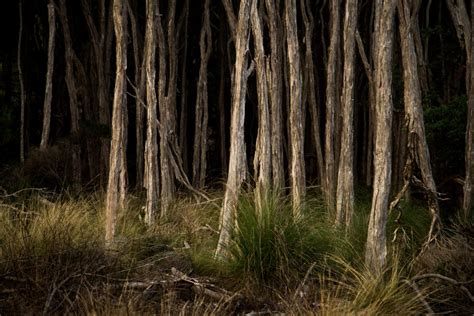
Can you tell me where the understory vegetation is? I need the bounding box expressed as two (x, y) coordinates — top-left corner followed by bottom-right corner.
(0, 188), (472, 314)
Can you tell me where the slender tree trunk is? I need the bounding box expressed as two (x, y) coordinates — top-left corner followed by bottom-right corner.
(335, 0), (357, 229)
(144, 0), (159, 225)
(218, 10), (228, 178)
(396, 0), (441, 241)
(301, 0), (324, 185)
(265, 0), (285, 191)
(106, 0), (128, 243)
(365, 0), (396, 274)
(324, 0), (341, 212)
(192, 0), (212, 189)
(251, 0), (271, 197)
(18, 0), (25, 163)
(215, 0), (251, 260)
(40, 1), (56, 151)
(157, 0), (177, 216)
(59, 0), (82, 190)
(285, 0), (305, 216)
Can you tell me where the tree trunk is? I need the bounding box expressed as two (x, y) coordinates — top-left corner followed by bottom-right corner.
(215, 0), (251, 260)
(365, 0), (396, 274)
(335, 0), (357, 229)
(157, 0), (177, 217)
(218, 9), (228, 179)
(265, 0), (285, 191)
(324, 0), (341, 212)
(18, 0), (25, 163)
(144, 0), (160, 225)
(59, 0), (82, 190)
(301, 0), (324, 185)
(40, 1), (56, 151)
(397, 0), (441, 241)
(106, 0), (128, 243)
(285, 0), (305, 216)
(251, 0), (272, 196)
(466, 0), (474, 220)
(192, 0), (212, 189)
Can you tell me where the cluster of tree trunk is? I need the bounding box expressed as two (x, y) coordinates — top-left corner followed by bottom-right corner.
(9, 0), (474, 273)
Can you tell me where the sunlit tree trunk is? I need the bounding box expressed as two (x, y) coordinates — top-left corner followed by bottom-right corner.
(335, 0), (357, 229)
(265, 0), (285, 191)
(324, 0), (341, 212)
(40, 0), (56, 151)
(215, 0), (251, 260)
(365, 0), (396, 274)
(285, 0), (305, 215)
(144, 0), (159, 225)
(251, 0), (271, 197)
(106, 0), (128, 242)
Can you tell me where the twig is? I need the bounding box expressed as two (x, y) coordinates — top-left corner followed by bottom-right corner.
(412, 273), (474, 302)
(402, 279), (434, 315)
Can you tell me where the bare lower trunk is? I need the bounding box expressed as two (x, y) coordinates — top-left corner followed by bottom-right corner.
(324, 0), (341, 212)
(285, 0), (305, 216)
(144, 0), (159, 225)
(265, 0), (285, 191)
(251, 0), (271, 196)
(59, 0), (82, 189)
(40, 1), (56, 151)
(365, 0), (396, 274)
(335, 0), (357, 229)
(106, 0), (128, 243)
(18, 1), (25, 163)
(192, 0), (212, 189)
(215, 0), (251, 260)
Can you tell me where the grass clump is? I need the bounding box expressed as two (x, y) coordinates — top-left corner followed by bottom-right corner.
(227, 191), (342, 288)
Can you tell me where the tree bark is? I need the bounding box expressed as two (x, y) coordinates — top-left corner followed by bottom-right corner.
(106, 0), (128, 243)
(301, 0), (324, 186)
(335, 0), (357, 229)
(58, 0), (82, 190)
(251, 0), (272, 196)
(40, 1), (56, 151)
(467, 0), (474, 221)
(397, 0), (441, 241)
(285, 0), (305, 216)
(265, 0), (285, 191)
(215, 0), (251, 260)
(365, 0), (396, 274)
(18, 0), (25, 163)
(324, 0), (341, 212)
(192, 0), (212, 189)
(144, 0), (160, 225)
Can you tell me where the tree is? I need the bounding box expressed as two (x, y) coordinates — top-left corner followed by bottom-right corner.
(365, 0), (396, 274)
(144, 0), (159, 225)
(285, 0), (305, 215)
(18, 0), (25, 163)
(335, 0), (358, 229)
(215, 0), (251, 260)
(105, 0), (128, 243)
(40, 0), (56, 151)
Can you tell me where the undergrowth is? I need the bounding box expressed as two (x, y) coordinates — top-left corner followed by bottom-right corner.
(0, 188), (471, 314)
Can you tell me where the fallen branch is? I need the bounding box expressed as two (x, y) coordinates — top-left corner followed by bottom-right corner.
(412, 273), (474, 302)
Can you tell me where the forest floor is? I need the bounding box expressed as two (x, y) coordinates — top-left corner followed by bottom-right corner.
(0, 186), (472, 314)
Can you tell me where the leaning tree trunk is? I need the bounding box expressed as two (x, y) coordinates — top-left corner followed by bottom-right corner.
(251, 0), (272, 197)
(18, 0), (25, 163)
(265, 0), (285, 191)
(144, 0), (160, 225)
(285, 0), (305, 216)
(324, 0), (341, 213)
(192, 0), (212, 189)
(335, 0), (358, 229)
(365, 0), (396, 274)
(447, 0), (474, 221)
(40, 0), (56, 151)
(105, 0), (128, 243)
(395, 0), (441, 243)
(58, 0), (82, 190)
(215, 0), (251, 260)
